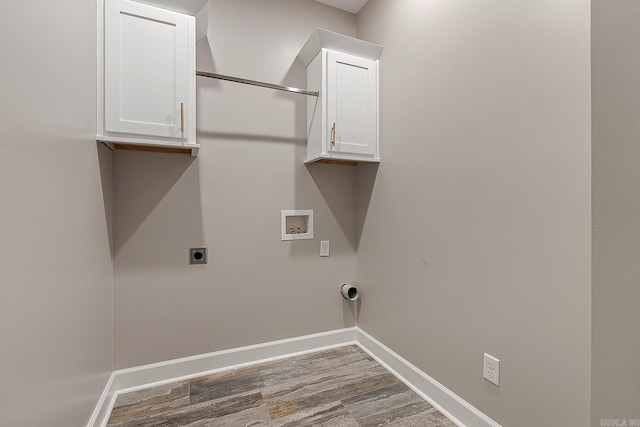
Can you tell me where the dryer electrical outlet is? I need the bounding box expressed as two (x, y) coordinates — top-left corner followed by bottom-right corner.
(189, 247), (207, 265)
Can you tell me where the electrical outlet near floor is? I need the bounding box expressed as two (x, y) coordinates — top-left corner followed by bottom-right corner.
(483, 353), (500, 386)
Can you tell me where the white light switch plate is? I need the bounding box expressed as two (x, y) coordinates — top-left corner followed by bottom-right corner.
(320, 240), (330, 257)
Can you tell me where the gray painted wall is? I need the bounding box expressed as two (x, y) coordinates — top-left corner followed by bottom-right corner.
(0, 1), (114, 426)
(4, 1), (637, 425)
(592, 1), (640, 424)
(355, 1), (592, 426)
(113, 0), (360, 369)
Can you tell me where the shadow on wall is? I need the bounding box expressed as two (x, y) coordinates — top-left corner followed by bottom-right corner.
(97, 142), (114, 257)
(112, 150), (202, 265)
(305, 162), (379, 252)
(343, 298), (361, 326)
(279, 58), (308, 138)
(355, 163), (378, 250)
(306, 162), (358, 250)
(196, 37), (214, 74)
(196, 131), (305, 145)
(195, 52), (308, 145)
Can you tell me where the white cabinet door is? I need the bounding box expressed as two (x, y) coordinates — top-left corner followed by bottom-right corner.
(104, 0), (191, 140)
(326, 50), (378, 157)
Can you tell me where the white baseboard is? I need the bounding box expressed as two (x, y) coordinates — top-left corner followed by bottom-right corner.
(88, 326), (499, 427)
(86, 372), (116, 427)
(88, 327), (357, 427)
(355, 328), (501, 427)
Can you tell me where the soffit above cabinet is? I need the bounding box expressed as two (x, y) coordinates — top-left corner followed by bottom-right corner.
(131, 0), (209, 40)
(314, 0), (369, 14)
(298, 28), (383, 67)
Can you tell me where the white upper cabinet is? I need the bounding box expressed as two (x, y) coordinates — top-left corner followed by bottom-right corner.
(98, 0), (199, 156)
(299, 29), (383, 165)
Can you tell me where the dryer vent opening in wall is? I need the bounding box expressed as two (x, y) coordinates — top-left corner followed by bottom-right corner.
(340, 284), (359, 301)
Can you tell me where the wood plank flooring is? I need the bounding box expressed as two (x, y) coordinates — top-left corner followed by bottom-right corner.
(107, 345), (456, 427)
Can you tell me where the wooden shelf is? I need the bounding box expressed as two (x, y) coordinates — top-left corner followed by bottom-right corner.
(305, 157), (380, 167)
(100, 140), (199, 156)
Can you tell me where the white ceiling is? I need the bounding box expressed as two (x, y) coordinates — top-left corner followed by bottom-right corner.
(314, 0), (369, 14)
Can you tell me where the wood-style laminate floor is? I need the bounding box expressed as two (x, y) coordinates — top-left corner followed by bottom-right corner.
(107, 345), (456, 427)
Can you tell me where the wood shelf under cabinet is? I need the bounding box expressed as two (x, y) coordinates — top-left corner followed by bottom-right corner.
(100, 140), (198, 156)
(306, 157), (380, 167)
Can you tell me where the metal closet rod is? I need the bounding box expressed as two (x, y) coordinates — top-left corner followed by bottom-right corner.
(196, 71), (319, 97)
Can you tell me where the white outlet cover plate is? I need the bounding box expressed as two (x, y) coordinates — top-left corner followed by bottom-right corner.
(483, 353), (500, 386)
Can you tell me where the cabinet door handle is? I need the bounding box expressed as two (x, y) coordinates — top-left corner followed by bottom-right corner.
(331, 122), (336, 145)
(180, 102), (185, 133)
